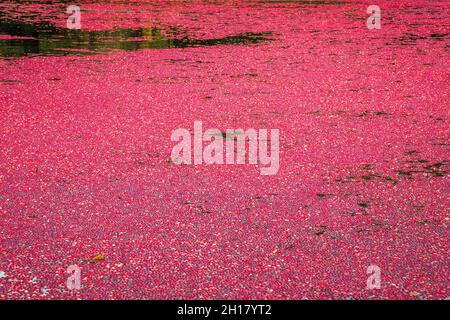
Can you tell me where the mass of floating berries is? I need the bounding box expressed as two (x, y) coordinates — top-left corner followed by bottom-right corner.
(0, 0), (448, 299)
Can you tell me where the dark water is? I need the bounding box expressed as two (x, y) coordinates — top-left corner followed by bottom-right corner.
(0, 20), (272, 57)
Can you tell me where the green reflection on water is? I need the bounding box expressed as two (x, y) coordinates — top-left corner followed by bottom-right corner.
(0, 20), (272, 57)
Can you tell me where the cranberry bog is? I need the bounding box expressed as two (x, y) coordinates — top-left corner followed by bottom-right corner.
(0, 0), (448, 299)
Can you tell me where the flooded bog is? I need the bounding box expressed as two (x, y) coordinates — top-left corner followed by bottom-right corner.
(0, 0), (448, 300)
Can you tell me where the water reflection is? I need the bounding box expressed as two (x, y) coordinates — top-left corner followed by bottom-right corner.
(0, 20), (272, 57)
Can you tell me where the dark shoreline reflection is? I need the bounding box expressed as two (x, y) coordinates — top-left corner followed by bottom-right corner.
(0, 20), (272, 57)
